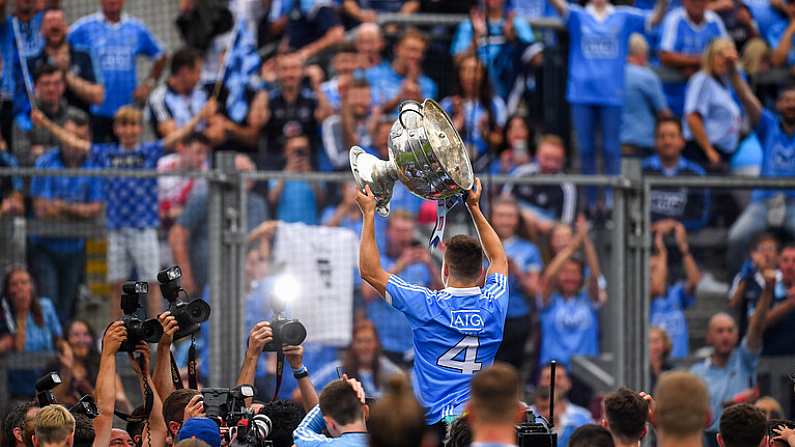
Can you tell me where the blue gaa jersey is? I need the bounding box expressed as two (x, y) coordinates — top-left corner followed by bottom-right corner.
(501, 237), (543, 319)
(90, 142), (163, 230)
(68, 13), (164, 118)
(752, 109), (795, 201)
(384, 272), (509, 424)
(565, 4), (648, 106)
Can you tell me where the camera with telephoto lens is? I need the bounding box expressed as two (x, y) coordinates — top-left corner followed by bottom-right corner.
(158, 266), (211, 340)
(516, 410), (557, 447)
(119, 281), (164, 352)
(261, 315), (307, 352)
(35, 371), (62, 407)
(200, 384), (255, 424)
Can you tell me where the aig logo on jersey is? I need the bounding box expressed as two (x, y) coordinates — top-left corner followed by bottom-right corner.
(451, 310), (484, 333)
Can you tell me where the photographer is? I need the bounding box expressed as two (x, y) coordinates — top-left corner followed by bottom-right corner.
(3, 402), (39, 447)
(72, 415), (94, 447)
(32, 405), (74, 447)
(127, 341), (167, 447)
(162, 390), (200, 446)
(466, 364), (524, 447)
(293, 377), (368, 447)
(93, 322), (126, 447)
(236, 321), (318, 410)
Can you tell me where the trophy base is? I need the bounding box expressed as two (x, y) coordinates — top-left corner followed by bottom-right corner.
(349, 146), (397, 218)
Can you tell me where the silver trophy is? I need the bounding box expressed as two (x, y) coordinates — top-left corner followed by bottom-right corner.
(349, 99), (474, 217)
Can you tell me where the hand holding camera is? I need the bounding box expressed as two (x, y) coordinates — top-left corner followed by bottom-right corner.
(158, 266), (212, 341)
(184, 393), (206, 422)
(158, 311), (180, 345)
(103, 321), (128, 356)
(119, 282), (163, 353)
(246, 321), (274, 355)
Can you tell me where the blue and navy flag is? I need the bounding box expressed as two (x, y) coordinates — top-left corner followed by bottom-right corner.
(221, 22), (262, 123)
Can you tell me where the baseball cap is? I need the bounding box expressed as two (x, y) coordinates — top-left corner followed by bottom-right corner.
(177, 417), (221, 447)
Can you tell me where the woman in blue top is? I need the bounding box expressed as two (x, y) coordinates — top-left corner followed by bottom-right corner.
(549, 0), (667, 209)
(490, 196), (543, 371)
(538, 220), (604, 367)
(441, 55), (508, 166)
(0, 265), (63, 397)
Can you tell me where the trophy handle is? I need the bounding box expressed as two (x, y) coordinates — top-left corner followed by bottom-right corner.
(398, 108), (424, 130)
(349, 146), (397, 218)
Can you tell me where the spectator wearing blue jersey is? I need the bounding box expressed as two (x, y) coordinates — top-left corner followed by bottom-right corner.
(31, 100), (215, 320)
(683, 38), (742, 171)
(538, 219), (604, 368)
(549, 0), (667, 210)
(643, 117), (710, 231)
(319, 44), (360, 115)
(659, 0), (728, 117)
(622, 34), (670, 156)
(361, 210), (440, 367)
(450, 0), (535, 100)
(766, 0), (795, 70)
(269, 134), (324, 225)
(68, 0), (167, 143)
(293, 377), (368, 447)
(441, 55), (508, 164)
(367, 28), (437, 114)
(649, 220), (701, 359)
(726, 55), (795, 274)
(357, 178), (510, 424)
(489, 197), (542, 372)
(322, 78), (375, 170)
(147, 47), (207, 141)
(341, 0), (420, 25)
(28, 109), (102, 324)
(0, 150), (24, 216)
(0, 265), (63, 399)
(29, 8), (104, 117)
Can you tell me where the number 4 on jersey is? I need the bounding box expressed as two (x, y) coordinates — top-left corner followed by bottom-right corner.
(437, 335), (482, 374)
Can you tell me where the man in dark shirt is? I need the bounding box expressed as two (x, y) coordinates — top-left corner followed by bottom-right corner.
(502, 134), (578, 234)
(642, 117), (710, 231)
(274, 0), (344, 61)
(259, 52), (325, 170)
(27, 8), (103, 116)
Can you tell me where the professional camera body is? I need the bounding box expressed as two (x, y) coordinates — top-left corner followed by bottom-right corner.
(35, 371), (99, 418)
(158, 266), (211, 340)
(516, 410), (557, 447)
(262, 315), (307, 352)
(120, 281), (164, 352)
(200, 385), (272, 447)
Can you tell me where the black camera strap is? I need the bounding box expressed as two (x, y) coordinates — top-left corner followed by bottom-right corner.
(169, 351), (184, 390)
(271, 351), (285, 402)
(187, 334), (199, 390)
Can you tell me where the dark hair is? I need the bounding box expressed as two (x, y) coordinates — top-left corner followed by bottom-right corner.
(181, 132), (211, 148)
(501, 114), (531, 153)
(444, 416), (471, 447)
(454, 55), (497, 138)
(603, 388), (648, 442)
(470, 363), (521, 423)
(719, 404), (767, 447)
(72, 414), (94, 447)
(368, 375), (425, 447)
(65, 109), (90, 128)
(750, 232), (779, 253)
(259, 400), (305, 447)
(778, 82), (795, 99)
(398, 27), (428, 47)
(33, 63), (62, 84)
(170, 47), (201, 76)
(655, 116), (683, 136)
(3, 401), (37, 447)
(163, 389), (199, 426)
(332, 42), (357, 54)
(569, 424), (615, 447)
(443, 235), (483, 281)
(2, 266), (44, 327)
(318, 380), (364, 426)
(348, 78), (370, 90)
(341, 321), (383, 393)
(60, 320), (100, 400)
(126, 406), (148, 447)
(490, 196), (532, 241)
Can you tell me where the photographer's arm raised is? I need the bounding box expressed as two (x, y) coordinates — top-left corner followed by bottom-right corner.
(130, 342), (167, 447)
(237, 321), (272, 407)
(93, 322), (126, 447)
(153, 312), (178, 401)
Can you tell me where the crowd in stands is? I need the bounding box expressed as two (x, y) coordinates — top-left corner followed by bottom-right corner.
(1, 0), (795, 444)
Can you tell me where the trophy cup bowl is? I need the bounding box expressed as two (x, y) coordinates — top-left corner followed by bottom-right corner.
(349, 99), (474, 217)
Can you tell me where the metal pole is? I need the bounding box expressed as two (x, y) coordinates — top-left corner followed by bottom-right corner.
(610, 183), (627, 387)
(640, 181), (652, 393)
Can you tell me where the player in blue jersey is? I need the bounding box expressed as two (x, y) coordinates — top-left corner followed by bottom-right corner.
(356, 178), (509, 425)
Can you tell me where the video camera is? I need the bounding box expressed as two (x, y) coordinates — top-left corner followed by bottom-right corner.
(35, 372), (99, 418)
(120, 281), (164, 352)
(158, 266), (211, 340)
(200, 385), (272, 447)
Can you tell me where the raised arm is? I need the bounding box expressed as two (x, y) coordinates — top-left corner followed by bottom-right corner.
(650, 0), (669, 27)
(153, 312), (178, 401)
(674, 222), (701, 294)
(161, 99), (217, 149)
(650, 230), (668, 298)
(549, 0), (569, 18)
(284, 345), (319, 411)
(356, 186), (389, 297)
(93, 322), (127, 447)
(746, 269), (774, 352)
(129, 342), (167, 447)
(467, 178), (509, 277)
(236, 322), (272, 393)
(540, 226), (587, 306)
(728, 57), (763, 126)
(65, 71), (104, 106)
(31, 109), (91, 152)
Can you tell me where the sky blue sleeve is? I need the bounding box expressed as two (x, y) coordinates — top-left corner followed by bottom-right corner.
(684, 74), (709, 117)
(483, 273), (509, 314)
(137, 23), (165, 58)
(659, 14), (678, 52)
(675, 282), (696, 310)
(525, 244), (543, 273)
(42, 299), (63, 338)
(650, 71), (668, 111)
(294, 405), (336, 447)
(29, 156), (50, 199)
(754, 109), (777, 143)
(513, 16), (535, 43)
(451, 21), (473, 56)
(385, 274), (433, 325)
(67, 22), (87, 49)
